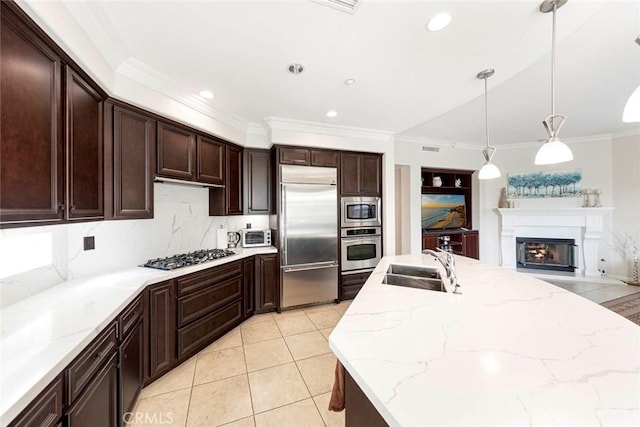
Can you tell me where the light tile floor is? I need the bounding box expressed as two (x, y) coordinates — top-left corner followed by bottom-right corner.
(129, 301), (351, 427)
(542, 279), (640, 304)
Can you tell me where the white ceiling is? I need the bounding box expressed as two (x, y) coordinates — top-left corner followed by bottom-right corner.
(24, 0), (640, 146)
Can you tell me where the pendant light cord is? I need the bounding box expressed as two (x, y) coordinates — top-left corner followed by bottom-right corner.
(551, 1), (557, 127)
(484, 77), (490, 149)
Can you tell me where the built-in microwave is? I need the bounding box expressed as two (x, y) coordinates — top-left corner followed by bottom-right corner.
(241, 229), (271, 248)
(341, 196), (381, 228)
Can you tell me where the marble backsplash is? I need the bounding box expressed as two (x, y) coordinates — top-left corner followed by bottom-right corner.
(0, 183), (269, 308)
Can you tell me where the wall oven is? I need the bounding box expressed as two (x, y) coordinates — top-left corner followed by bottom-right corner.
(341, 196), (381, 228)
(340, 227), (382, 272)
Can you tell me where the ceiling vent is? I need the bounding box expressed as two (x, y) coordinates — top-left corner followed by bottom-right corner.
(422, 145), (440, 153)
(311, 0), (361, 14)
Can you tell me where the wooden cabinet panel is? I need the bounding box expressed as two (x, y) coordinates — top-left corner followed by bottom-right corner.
(256, 253), (279, 313)
(8, 375), (63, 427)
(66, 354), (118, 427)
(197, 135), (225, 184)
(243, 257), (256, 319)
(462, 230), (479, 260)
(340, 154), (360, 196)
(279, 147), (310, 165)
(118, 295), (143, 341)
(111, 105), (155, 219)
(226, 145), (243, 215)
(148, 281), (176, 380)
(156, 122), (195, 180)
(422, 235), (439, 251)
(340, 271), (371, 301)
(360, 154), (381, 196)
(0, 6), (64, 224)
(177, 300), (242, 360)
(176, 261), (242, 296)
(311, 150), (338, 167)
(422, 230), (479, 259)
(244, 149), (271, 214)
(65, 67), (103, 219)
(119, 320), (143, 421)
(345, 369), (388, 427)
(177, 276), (242, 327)
(66, 323), (117, 404)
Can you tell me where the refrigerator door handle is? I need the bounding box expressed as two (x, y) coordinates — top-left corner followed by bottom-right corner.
(283, 262), (338, 273)
(281, 185), (288, 266)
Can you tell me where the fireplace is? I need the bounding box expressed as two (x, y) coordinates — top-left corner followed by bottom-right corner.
(516, 237), (577, 272)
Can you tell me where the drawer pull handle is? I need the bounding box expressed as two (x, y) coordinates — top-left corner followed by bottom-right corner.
(95, 351), (104, 358)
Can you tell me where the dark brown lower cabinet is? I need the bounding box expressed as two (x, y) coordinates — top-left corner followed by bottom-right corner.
(8, 375), (63, 427)
(256, 253), (279, 313)
(243, 257), (255, 319)
(119, 320), (143, 421)
(345, 369), (388, 427)
(65, 354), (118, 427)
(148, 281), (176, 381)
(421, 229), (479, 260)
(340, 271), (372, 301)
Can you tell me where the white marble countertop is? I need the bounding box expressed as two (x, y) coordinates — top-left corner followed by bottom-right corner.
(329, 254), (640, 427)
(0, 246), (277, 425)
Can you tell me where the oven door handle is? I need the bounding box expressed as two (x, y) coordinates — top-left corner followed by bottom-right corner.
(341, 236), (381, 243)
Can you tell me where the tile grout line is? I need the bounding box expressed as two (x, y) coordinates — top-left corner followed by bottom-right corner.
(239, 325), (258, 423)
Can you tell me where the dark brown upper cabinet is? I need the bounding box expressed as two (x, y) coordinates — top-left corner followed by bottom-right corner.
(340, 153), (382, 197)
(0, 4), (64, 225)
(209, 144), (243, 216)
(244, 149), (272, 214)
(65, 67), (104, 220)
(278, 146), (338, 167)
(197, 135), (225, 185)
(105, 103), (155, 220)
(156, 122), (195, 180)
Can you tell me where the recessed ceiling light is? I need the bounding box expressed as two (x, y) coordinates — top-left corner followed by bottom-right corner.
(326, 110), (337, 118)
(426, 12), (452, 32)
(287, 63), (305, 75)
(198, 90), (214, 99)
(344, 78), (356, 85)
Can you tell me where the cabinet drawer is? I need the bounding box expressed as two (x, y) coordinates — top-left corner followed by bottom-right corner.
(176, 261), (242, 296)
(177, 299), (242, 359)
(9, 375), (63, 427)
(66, 323), (117, 404)
(118, 295), (143, 340)
(341, 271), (371, 287)
(177, 276), (242, 327)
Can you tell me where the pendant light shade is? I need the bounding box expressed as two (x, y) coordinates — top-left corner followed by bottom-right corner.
(477, 68), (500, 180)
(535, 0), (573, 165)
(622, 36), (640, 123)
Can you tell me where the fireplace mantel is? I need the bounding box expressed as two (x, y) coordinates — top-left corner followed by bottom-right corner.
(498, 207), (614, 276)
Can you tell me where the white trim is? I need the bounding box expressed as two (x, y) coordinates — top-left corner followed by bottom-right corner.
(264, 116), (394, 142)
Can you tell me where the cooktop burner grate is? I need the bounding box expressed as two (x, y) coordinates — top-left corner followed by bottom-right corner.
(143, 249), (235, 270)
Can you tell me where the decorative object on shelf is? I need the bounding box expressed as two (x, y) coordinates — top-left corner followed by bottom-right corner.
(535, 0), (574, 165)
(455, 178), (462, 188)
(592, 189), (602, 207)
(582, 188), (591, 207)
(432, 176), (442, 187)
(476, 68), (501, 180)
(499, 187), (509, 208)
(623, 35), (640, 123)
(507, 169), (581, 199)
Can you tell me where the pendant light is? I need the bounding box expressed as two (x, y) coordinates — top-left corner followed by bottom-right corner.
(477, 68), (501, 180)
(535, 0), (573, 165)
(622, 35), (640, 123)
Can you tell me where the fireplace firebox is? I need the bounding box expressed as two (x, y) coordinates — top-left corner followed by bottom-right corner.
(516, 237), (577, 272)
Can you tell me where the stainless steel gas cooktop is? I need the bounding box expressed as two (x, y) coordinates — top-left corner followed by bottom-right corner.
(143, 249), (235, 270)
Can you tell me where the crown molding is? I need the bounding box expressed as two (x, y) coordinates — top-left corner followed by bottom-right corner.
(264, 116), (394, 142)
(246, 123), (268, 135)
(394, 134), (480, 150)
(116, 57), (252, 133)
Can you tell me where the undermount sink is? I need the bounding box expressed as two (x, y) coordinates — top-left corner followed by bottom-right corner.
(383, 264), (446, 292)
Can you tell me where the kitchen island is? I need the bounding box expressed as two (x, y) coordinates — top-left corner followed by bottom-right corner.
(329, 254), (640, 427)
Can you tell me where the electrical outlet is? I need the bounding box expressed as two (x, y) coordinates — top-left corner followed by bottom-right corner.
(83, 236), (95, 251)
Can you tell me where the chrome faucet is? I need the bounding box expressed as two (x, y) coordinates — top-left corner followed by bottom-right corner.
(422, 248), (461, 294)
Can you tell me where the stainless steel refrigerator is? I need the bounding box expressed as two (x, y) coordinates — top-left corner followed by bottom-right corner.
(280, 165), (338, 308)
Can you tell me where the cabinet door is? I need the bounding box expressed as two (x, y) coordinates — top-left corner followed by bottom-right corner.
(197, 135), (225, 184)
(311, 150), (338, 167)
(8, 375), (63, 427)
(156, 122), (195, 180)
(256, 254), (279, 313)
(422, 235), (439, 251)
(360, 154), (381, 196)
(340, 154), (360, 196)
(148, 281), (176, 380)
(225, 145), (243, 215)
(279, 147), (310, 165)
(66, 67), (103, 219)
(112, 106), (155, 219)
(462, 231), (479, 260)
(0, 7), (64, 224)
(243, 257), (255, 319)
(66, 354), (118, 427)
(244, 149), (271, 214)
(119, 320), (143, 420)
